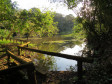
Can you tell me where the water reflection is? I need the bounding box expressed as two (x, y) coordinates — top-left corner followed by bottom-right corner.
(29, 36), (85, 71)
(55, 43), (86, 71)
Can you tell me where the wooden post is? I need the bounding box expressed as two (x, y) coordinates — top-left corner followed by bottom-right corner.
(18, 46), (20, 56)
(27, 44), (28, 47)
(77, 61), (83, 80)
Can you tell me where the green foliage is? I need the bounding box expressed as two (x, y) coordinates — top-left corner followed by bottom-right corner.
(83, 59), (112, 84)
(65, 0), (112, 83)
(33, 55), (57, 73)
(65, 0), (80, 9)
(37, 11), (58, 37)
(66, 0), (112, 53)
(10, 58), (14, 62)
(54, 13), (74, 34)
(0, 39), (12, 44)
(0, 29), (10, 38)
(0, 0), (15, 21)
(19, 43), (57, 73)
(0, 1), (58, 39)
(16, 8), (58, 38)
(72, 18), (86, 40)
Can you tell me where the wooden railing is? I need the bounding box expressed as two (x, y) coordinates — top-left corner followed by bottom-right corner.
(0, 39), (94, 83)
(0, 41), (44, 84)
(17, 45), (94, 80)
(6, 50), (44, 84)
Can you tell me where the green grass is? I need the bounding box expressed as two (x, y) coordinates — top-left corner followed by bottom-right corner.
(0, 39), (21, 45)
(28, 43), (36, 47)
(0, 39), (13, 44)
(61, 33), (73, 38)
(0, 39), (37, 48)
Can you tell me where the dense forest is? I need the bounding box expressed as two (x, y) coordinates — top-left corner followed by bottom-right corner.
(0, 0), (76, 39)
(0, 0), (112, 84)
(54, 13), (74, 34)
(0, 0), (59, 39)
(64, 0), (112, 84)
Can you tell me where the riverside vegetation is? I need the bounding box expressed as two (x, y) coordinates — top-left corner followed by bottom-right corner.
(0, 0), (112, 84)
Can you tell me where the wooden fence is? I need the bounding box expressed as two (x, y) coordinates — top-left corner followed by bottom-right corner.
(17, 44), (94, 80)
(0, 40), (44, 84)
(0, 39), (94, 84)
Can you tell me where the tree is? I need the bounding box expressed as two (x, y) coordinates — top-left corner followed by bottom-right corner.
(0, 0), (17, 38)
(28, 8), (58, 37)
(0, 1), (58, 39)
(15, 8), (58, 39)
(72, 17), (85, 40)
(54, 13), (74, 34)
(64, 0), (112, 83)
(63, 0), (112, 53)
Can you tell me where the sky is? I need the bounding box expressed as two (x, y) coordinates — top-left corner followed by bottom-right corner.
(11, 0), (77, 17)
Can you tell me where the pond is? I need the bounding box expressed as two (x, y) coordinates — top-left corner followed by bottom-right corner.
(29, 36), (85, 71)
(56, 43), (86, 71)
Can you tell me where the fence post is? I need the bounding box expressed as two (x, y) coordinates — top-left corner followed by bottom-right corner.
(18, 46), (20, 56)
(77, 61), (83, 80)
(27, 44), (28, 47)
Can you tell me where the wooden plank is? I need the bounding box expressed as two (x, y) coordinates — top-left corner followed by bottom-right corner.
(6, 50), (28, 64)
(18, 46), (94, 63)
(19, 42), (30, 47)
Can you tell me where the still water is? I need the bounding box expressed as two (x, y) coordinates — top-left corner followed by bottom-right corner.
(29, 36), (85, 71)
(56, 43), (86, 71)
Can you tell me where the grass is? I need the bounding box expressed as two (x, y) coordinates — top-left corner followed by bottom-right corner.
(28, 43), (36, 47)
(0, 39), (24, 45)
(0, 38), (37, 48)
(0, 39), (14, 44)
(61, 33), (73, 38)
